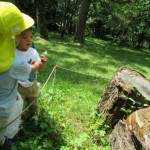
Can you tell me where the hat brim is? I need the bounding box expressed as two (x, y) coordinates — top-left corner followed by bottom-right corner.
(0, 13), (34, 73)
(21, 13), (34, 32)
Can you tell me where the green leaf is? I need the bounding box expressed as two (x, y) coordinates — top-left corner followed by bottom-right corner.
(128, 97), (136, 104)
(143, 104), (150, 107)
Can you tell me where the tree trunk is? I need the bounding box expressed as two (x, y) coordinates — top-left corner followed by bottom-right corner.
(110, 107), (150, 150)
(98, 67), (150, 127)
(36, 0), (48, 40)
(98, 68), (150, 150)
(98, 67), (150, 149)
(109, 120), (136, 150)
(74, 0), (91, 45)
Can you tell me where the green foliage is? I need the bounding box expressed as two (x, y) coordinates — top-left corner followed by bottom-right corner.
(88, 0), (150, 49)
(121, 96), (150, 116)
(12, 0), (150, 48)
(15, 33), (150, 149)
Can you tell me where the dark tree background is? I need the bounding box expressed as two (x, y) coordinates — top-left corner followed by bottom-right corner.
(36, 0), (48, 39)
(3, 0), (150, 49)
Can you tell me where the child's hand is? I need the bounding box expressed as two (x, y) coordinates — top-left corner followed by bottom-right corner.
(40, 55), (48, 64)
(32, 61), (46, 72)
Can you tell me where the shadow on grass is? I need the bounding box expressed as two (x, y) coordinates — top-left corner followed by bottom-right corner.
(15, 107), (66, 150)
(85, 38), (150, 71)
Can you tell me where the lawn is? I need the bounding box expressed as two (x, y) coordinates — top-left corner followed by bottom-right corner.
(16, 33), (150, 150)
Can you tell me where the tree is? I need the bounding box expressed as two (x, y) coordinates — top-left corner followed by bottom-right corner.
(36, 0), (48, 40)
(75, 0), (91, 45)
(58, 0), (81, 38)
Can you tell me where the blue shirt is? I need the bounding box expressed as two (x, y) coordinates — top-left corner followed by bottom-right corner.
(0, 55), (31, 117)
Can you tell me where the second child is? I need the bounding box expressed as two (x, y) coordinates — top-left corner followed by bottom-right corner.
(16, 28), (47, 125)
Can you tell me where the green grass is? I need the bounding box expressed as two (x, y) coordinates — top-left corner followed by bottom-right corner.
(15, 33), (150, 150)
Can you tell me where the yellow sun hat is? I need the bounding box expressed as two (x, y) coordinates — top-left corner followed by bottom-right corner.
(0, 2), (34, 73)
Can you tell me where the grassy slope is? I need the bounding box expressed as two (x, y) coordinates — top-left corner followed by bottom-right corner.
(17, 33), (150, 150)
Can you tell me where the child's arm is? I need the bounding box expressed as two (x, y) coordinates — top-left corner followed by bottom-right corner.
(31, 54), (47, 72)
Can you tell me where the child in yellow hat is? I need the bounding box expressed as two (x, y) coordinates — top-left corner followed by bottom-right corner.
(0, 2), (47, 149)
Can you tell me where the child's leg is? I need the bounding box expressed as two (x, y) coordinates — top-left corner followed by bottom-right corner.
(26, 97), (39, 118)
(26, 81), (40, 118)
(18, 84), (26, 100)
(18, 81), (40, 123)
